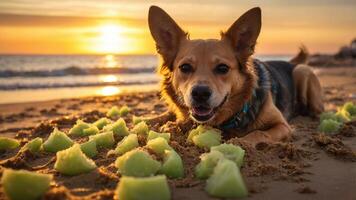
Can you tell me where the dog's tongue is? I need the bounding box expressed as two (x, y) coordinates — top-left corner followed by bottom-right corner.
(192, 106), (213, 116)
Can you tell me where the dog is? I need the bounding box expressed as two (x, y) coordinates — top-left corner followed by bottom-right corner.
(147, 6), (324, 147)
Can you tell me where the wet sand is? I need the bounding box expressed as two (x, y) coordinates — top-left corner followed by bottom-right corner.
(0, 67), (355, 200)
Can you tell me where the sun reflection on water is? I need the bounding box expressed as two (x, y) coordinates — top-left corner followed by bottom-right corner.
(96, 86), (121, 96)
(100, 75), (118, 83)
(104, 54), (118, 68)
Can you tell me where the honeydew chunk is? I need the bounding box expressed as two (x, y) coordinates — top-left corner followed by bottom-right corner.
(187, 125), (207, 143)
(159, 150), (184, 178)
(116, 175), (170, 200)
(115, 149), (161, 177)
(146, 137), (172, 155)
(131, 121), (149, 135)
(147, 130), (171, 142)
(89, 131), (115, 148)
(113, 134), (139, 155)
(318, 119), (342, 134)
(343, 102), (356, 116)
(192, 130), (221, 149)
(82, 126), (99, 136)
(93, 117), (112, 130)
(0, 137), (20, 151)
(320, 112), (338, 122)
(107, 106), (120, 118)
(205, 159), (248, 198)
(132, 116), (144, 125)
(54, 144), (97, 176)
(43, 128), (74, 153)
(80, 140), (98, 158)
(119, 105), (131, 116)
(195, 151), (224, 179)
(68, 120), (91, 136)
(1, 169), (52, 200)
(103, 118), (130, 136)
(211, 143), (245, 167)
(21, 137), (43, 153)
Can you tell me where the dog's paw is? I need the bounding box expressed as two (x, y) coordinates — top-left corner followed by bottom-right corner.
(240, 130), (274, 148)
(159, 120), (194, 134)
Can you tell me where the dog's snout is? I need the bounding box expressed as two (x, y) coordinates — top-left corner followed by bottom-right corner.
(191, 85), (211, 102)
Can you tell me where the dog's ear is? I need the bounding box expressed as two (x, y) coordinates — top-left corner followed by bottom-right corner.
(222, 7), (261, 64)
(148, 6), (187, 69)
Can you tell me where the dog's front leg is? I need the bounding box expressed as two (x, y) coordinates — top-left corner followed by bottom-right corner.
(239, 93), (292, 147)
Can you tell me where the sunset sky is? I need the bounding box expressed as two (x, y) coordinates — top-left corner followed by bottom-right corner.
(0, 0), (355, 55)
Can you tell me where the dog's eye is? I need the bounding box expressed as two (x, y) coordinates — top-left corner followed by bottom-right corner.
(214, 64), (230, 74)
(179, 63), (193, 74)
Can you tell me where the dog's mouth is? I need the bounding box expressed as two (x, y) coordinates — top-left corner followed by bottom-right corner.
(190, 95), (228, 123)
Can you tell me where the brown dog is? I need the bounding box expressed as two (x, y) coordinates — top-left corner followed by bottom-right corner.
(147, 6), (324, 147)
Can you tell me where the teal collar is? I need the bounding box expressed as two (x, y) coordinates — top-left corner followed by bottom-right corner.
(219, 59), (273, 131)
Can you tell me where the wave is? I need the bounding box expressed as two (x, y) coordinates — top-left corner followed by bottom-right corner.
(0, 66), (156, 78)
(0, 80), (159, 90)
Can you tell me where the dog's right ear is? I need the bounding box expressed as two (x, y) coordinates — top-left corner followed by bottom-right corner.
(148, 6), (187, 69)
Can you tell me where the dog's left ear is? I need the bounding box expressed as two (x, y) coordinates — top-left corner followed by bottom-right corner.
(148, 6), (187, 69)
(222, 7), (261, 64)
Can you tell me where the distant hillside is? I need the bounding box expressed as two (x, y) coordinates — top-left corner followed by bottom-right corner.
(309, 38), (356, 67)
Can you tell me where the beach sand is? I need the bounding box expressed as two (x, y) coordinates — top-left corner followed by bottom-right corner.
(0, 67), (355, 200)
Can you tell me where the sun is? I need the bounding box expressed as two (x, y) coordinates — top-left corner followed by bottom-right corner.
(95, 23), (125, 54)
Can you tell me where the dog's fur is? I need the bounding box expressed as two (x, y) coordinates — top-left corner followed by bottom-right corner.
(148, 6), (324, 146)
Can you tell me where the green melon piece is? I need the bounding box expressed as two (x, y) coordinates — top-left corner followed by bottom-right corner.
(119, 105), (131, 116)
(43, 128), (74, 153)
(54, 144), (97, 176)
(68, 120), (91, 136)
(93, 117), (112, 130)
(131, 121), (149, 135)
(83, 126), (99, 136)
(89, 131), (115, 148)
(192, 130), (221, 149)
(1, 169), (52, 200)
(343, 102), (356, 116)
(211, 143), (245, 167)
(159, 150), (184, 178)
(320, 112), (338, 122)
(132, 116), (145, 125)
(318, 119), (342, 134)
(195, 150), (224, 179)
(0, 137), (20, 151)
(80, 140), (98, 158)
(146, 137), (172, 155)
(115, 149), (161, 177)
(103, 118), (130, 136)
(147, 130), (171, 142)
(205, 159), (248, 198)
(113, 134), (139, 155)
(187, 125), (207, 143)
(116, 175), (170, 200)
(21, 137), (43, 153)
(107, 106), (121, 118)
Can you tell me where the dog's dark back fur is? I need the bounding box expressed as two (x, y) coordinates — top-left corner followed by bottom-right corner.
(263, 60), (296, 120)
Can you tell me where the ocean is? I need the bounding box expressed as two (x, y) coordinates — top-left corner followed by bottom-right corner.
(0, 54), (291, 104)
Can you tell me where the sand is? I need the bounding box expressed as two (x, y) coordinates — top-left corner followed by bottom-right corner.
(0, 67), (355, 200)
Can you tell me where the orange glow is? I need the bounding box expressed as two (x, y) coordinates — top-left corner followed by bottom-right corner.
(0, 1), (355, 55)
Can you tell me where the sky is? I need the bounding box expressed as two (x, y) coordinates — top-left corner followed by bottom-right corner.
(0, 0), (355, 55)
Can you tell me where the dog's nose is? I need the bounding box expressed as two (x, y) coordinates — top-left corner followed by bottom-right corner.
(192, 85), (211, 102)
